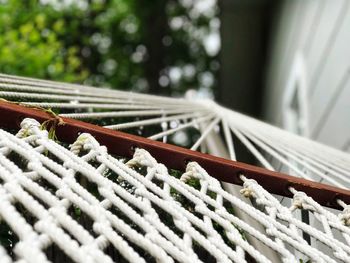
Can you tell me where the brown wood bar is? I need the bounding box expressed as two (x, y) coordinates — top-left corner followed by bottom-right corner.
(0, 100), (349, 209)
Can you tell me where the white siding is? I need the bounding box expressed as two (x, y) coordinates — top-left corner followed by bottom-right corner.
(264, 0), (350, 151)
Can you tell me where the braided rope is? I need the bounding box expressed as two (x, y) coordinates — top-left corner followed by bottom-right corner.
(0, 118), (349, 262)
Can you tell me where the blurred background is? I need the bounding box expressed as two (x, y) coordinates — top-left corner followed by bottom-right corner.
(0, 0), (221, 97)
(0, 0), (349, 152)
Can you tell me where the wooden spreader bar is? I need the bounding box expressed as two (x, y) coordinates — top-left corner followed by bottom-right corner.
(0, 100), (349, 210)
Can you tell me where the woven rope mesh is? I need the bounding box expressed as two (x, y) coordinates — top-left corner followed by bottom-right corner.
(0, 118), (349, 263)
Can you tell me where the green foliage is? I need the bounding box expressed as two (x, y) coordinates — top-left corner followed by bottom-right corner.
(0, 0), (88, 82)
(0, 0), (219, 96)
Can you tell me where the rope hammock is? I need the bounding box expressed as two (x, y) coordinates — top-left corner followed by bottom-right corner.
(0, 118), (349, 263)
(0, 73), (349, 262)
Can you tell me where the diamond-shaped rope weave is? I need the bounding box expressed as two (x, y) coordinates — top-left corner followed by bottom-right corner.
(0, 118), (349, 263)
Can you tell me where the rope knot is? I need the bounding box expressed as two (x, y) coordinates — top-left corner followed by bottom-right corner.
(240, 187), (255, 198)
(17, 118), (48, 138)
(21, 118), (41, 130)
(70, 133), (105, 155)
(180, 162), (201, 183)
(181, 162), (221, 188)
(339, 206), (350, 226)
(154, 163), (168, 175)
(291, 192), (316, 212)
(126, 148), (157, 168)
(240, 178), (259, 198)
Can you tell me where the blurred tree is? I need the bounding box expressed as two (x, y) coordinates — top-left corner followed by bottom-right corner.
(0, 0), (220, 96)
(0, 0), (88, 82)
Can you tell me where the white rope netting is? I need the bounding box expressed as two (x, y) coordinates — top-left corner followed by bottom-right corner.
(0, 118), (349, 263)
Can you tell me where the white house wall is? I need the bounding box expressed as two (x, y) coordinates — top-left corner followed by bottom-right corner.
(264, 0), (350, 152)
